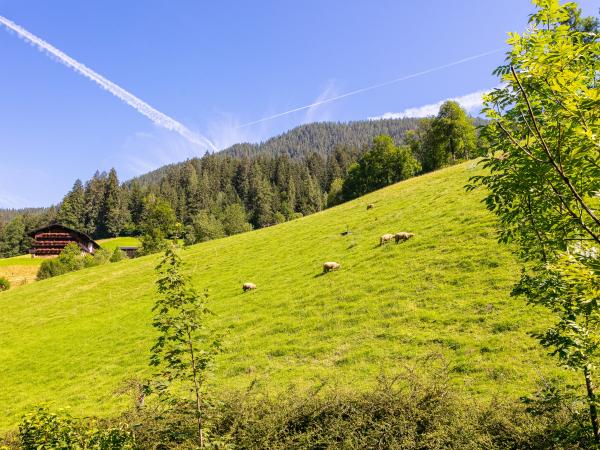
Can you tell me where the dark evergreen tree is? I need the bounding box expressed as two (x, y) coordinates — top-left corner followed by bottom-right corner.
(128, 180), (145, 227)
(57, 180), (85, 230)
(83, 171), (108, 237)
(104, 168), (129, 237)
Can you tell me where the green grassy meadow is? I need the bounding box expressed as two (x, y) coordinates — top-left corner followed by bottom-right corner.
(0, 162), (566, 430)
(0, 254), (42, 267)
(96, 236), (140, 251)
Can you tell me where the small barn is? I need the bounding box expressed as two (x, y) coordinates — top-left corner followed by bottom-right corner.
(28, 224), (100, 257)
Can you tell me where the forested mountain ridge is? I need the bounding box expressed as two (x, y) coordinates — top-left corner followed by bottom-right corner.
(132, 118), (423, 187)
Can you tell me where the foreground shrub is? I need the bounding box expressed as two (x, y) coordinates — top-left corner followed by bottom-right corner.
(18, 406), (134, 450)
(209, 378), (592, 449)
(118, 371), (593, 449)
(0, 276), (10, 292)
(5, 371), (595, 449)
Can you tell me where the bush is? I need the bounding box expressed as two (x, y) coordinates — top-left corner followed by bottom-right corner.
(110, 247), (125, 263)
(37, 259), (69, 280)
(5, 368), (594, 449)
(36, 243), (84, 280)
(57, 243), (84, 272)
(18, 406), (134, 450)
(86, 248), (112, 267)
(110, 369), (593, 449)
(0, 277), (10, 292)
(37, 244), (118, 280)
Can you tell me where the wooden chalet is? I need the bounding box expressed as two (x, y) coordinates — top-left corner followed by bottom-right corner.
(28, 224), (100, 257)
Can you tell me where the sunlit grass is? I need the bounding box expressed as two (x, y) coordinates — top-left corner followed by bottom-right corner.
(0, 254), (42, 267)
(96, 236), (141, 251)
(0, 162), (566, 431)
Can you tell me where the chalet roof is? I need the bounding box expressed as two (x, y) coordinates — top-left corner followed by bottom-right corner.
(28, 224), (101, 249)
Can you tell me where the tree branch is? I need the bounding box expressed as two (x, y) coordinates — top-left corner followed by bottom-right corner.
(511, 65), (600, 234)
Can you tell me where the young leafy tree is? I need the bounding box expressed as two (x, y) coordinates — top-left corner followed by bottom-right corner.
(219, 203), (252, 236)
(138, 196), (177, 255)
(150, 243), (223, 447)
(469, 0), (600, 441)
(433, 101), (477, 162)
(326, 177), (344, 207)
(189, 210), (225, 243)
(342, 135), (420, 200)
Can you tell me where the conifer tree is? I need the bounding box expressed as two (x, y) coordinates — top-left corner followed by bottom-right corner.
(104, 168), (128, 237)
(57, 179), (85, 230)
(127, 180), (145, 227)
(83, 171), (108, 237)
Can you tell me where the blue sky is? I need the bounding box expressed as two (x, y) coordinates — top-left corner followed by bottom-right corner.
(1, 0), (599, 208)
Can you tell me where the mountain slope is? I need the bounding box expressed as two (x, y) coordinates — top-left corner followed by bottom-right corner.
(0, 162), (564, 430)
(131, 118), (422, 186)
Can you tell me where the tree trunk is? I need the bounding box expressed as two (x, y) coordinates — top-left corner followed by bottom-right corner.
(187, 331), (204, 447)
(584, 365), (599, 443)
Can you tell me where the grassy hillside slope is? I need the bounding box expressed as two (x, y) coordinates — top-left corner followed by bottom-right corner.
(0, 162), (565, 430)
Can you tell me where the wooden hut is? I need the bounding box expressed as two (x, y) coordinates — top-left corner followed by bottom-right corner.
(28, 224), (100, 257)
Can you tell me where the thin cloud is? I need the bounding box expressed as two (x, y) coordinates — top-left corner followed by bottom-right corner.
(0, 15), (216, 151)
(0, 190), (29, 208)
(205, 114), (264, 150)
(303, 81), (339, 124)
(369, 89), (491, 120)
(237, 48), (502, 128)
(119, 130), (207, 177)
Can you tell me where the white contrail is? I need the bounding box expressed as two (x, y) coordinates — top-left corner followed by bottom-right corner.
(238, 48), (503, 128)
(0, 15), (216, 151)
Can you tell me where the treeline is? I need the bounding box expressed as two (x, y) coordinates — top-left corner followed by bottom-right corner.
(133, 118), (425, 186)
(0, 209), (58, 257)
(0, 105), (481, 257)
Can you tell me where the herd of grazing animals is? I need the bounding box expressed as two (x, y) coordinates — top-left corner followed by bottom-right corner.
(242, 202), (415, 290)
